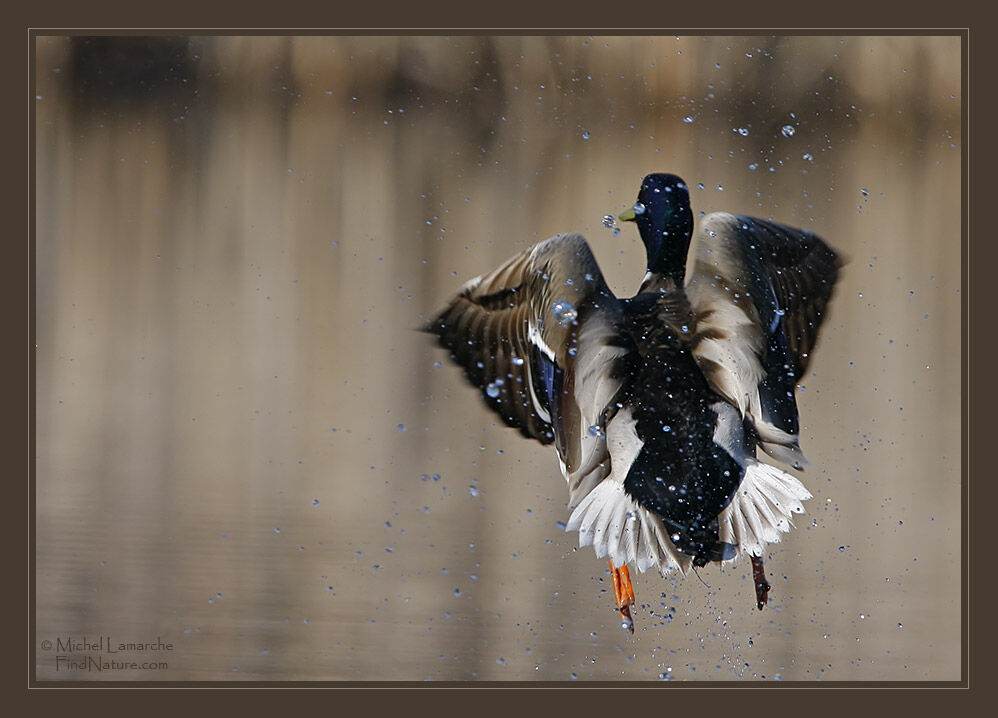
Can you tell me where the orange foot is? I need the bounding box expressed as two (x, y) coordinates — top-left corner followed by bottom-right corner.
(609, 560), (636, 633)
(750, 554), (771, 610)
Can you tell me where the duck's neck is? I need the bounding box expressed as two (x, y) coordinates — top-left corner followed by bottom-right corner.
(640, 212), (693, 285)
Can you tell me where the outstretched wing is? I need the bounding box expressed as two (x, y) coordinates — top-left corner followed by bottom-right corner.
(426, 233), (633, 507)
(684, 212), (841, 468)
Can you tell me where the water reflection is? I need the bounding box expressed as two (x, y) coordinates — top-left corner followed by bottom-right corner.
(35, 34), (961, 681)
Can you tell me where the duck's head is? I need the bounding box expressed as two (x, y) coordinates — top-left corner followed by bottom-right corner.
(619, 173), (694, 282)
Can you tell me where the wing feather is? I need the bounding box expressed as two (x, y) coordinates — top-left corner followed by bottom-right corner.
(685, 212), (841, 467)
(426, 233), (633, 501)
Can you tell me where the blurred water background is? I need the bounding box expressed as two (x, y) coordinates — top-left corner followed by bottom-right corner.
(34, 34), (962, 681)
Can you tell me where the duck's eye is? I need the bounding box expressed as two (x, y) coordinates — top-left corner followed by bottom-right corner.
(632, 202), (646, 216)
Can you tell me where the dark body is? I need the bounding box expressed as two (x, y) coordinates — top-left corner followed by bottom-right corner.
(619, 283), (742, 566)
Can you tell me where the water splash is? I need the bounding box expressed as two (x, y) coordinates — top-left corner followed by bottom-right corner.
(552, 301), (578, 326)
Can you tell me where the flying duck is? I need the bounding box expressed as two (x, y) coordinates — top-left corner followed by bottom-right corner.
(425, 173), (841, 631)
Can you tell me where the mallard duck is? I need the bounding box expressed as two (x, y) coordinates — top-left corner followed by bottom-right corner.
(426, 173), (840, 631)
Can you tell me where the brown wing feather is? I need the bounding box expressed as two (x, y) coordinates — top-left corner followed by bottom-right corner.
(685, 212), (841, 467)
(734, 214), (842, 376)
(425, 233), (633, 506)
(426, 250), (554, 443)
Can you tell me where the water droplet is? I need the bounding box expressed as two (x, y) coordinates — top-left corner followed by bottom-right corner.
(581, 130), (590, 140)
(662, 425), (671, 433)
(512, 356), (525, 366)
(631, 202), (646, 216)
(486, 379), (503, 398)
(468, 486), (480, 498)
(734, 127), (749, 136)
(683, 115), (694, 124)
(312, 499), (319, 507)
(273, 527), (281, 534)
(861, 188), (870, 197)
(453, 588), (462, 597)
(802, 152), (814, 162)
(602, 215), (616, 229)
(397, 424), (406, 432)
(552, 301), (578, 326)
(781, 125), (796, 137)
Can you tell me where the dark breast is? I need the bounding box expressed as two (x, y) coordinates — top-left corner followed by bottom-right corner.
(619, 290), (744, 565)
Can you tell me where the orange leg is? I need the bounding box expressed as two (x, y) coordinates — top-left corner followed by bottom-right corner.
(619, 564), (635, 605)
(750, 554), (771, 610)
(609, 560), (635, 633)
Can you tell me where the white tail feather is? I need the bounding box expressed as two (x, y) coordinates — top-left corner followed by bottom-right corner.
(719, 461), (812, 557)
(566, 480), (692, 575)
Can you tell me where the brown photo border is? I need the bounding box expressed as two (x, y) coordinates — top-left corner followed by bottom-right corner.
(9, 0), (987, 711)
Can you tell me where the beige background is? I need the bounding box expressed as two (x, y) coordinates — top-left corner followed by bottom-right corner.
(35, 35), (962, 681)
